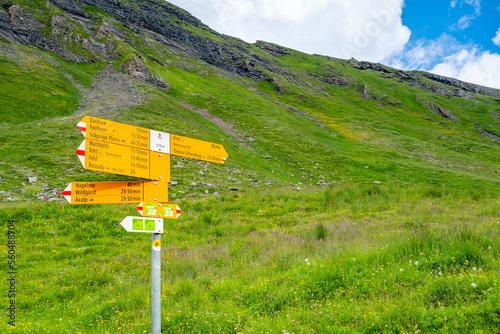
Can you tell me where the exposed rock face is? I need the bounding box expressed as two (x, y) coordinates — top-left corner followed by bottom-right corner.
(265, 75), (286, 93)
(473, 123), (500, 142)
(72, 0), (270, 80)
(48, 0), (86, 17)
(361, 84), (370, 100)
(47, 14), (107, 62)
(348, 57), (500, 99)
(255, 40), (291, 57)
(0, 0), (271, 79)
(6, 4), (45, 45)
(120, 57), (169, 90)
(417, 72), (500, 99)
(314, 63), (352, 86)
(417, 97), (458, 121)
(97, 18), (128, 40)
(0, 2), (110, 62)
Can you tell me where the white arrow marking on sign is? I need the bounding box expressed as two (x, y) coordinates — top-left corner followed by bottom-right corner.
(120, 216), (164, 233)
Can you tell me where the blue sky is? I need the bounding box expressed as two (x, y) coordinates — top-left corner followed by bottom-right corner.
(395, 0), (500, 79)
(167, 0), (500, 88)
(403, 0), (498, 50)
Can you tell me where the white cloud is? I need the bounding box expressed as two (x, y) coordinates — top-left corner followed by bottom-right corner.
(386, 34), (467, 69)
(493, 27), (500, 47)
(453, 14), (474, 30)
(386, 34), (500, 89)
(167, 0), (411, 62)
(431, 50), (500, 89)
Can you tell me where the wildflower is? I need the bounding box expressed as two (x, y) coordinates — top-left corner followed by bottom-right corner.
(438, 272), (442, 276)
(414, 262), (419, 265)
(307, 262), (311, 265)
(305, 259), (309, 262)
(472, 267), (477, 271)
(400, 268), (403, 272)
(471, 283), (477, 288)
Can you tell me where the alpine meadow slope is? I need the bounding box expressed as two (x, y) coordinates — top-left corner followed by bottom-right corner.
(1, 0), (500, 333)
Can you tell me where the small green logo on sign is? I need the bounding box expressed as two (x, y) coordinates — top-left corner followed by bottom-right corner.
(164, 205), (175, 218)
(145, 219), (155, 231)
(146, 204), (157, 216)
(132, 218), (143, 231)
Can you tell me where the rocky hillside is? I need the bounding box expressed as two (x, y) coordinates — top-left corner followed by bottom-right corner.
(1, 0), (500, 202)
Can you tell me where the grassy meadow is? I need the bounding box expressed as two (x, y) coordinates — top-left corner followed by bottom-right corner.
(2, 1), (500, 332)
(1, 185), (499, 333)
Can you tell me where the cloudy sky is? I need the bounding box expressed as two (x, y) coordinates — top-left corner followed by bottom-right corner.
(167, 0), (500, 89)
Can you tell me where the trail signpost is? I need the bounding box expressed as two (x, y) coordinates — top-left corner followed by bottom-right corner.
(63, 116), (227, 334)
(170, 134), (228, 164)
(62, 181), (169, 204)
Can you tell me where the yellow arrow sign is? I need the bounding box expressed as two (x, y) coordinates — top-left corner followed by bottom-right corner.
(78, 116), (171, 153)
(170, 134), (228, 164)
(62, 181), (168, 204)
(78, 116), (228, 163)
(76, 139), (170, 181)
(78, 116), (150, 150)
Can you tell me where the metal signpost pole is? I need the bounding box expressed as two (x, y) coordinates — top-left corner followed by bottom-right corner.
(151, 233), (161, 334)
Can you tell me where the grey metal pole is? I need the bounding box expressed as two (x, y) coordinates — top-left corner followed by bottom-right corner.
(151, 233), (161, 334)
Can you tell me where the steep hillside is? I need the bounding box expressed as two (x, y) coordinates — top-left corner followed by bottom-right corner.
(1, 0), (500, 203)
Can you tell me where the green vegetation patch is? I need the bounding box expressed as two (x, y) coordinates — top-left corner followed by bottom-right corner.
(0, 44), (80, 124)
(0, 186), (499, 333)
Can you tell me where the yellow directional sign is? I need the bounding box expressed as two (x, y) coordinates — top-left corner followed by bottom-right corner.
(67, 117), (228, 211)
(76, 139), (170, 181)
(170, 134), (228, 164)
(78, 116), (228, 163)
(62, 181), (169, 204)
(78, 116), (150, 150)
(78, 116), (171, 153)
(136, 202), (182, 219)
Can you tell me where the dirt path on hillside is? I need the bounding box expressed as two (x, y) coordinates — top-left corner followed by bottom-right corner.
(73, 66), (146, 116)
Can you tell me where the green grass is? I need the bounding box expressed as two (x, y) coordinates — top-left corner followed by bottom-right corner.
(0, 45), (80, 124)
(1, 1), (500, 332)
(1, 185), (499, 333)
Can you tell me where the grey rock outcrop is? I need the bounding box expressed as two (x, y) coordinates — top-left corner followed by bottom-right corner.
(417, 72), (500, 99)
(473, 123), (500, 142)
(417, 97), (458, 121)
(120, 57), (169, 90)
(48, 0), (86, 17)
(255, 40), (291, 57)
(72, 0), (270, 80)
(0, 3), (109, 62)
(348, 57), (500, 99)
